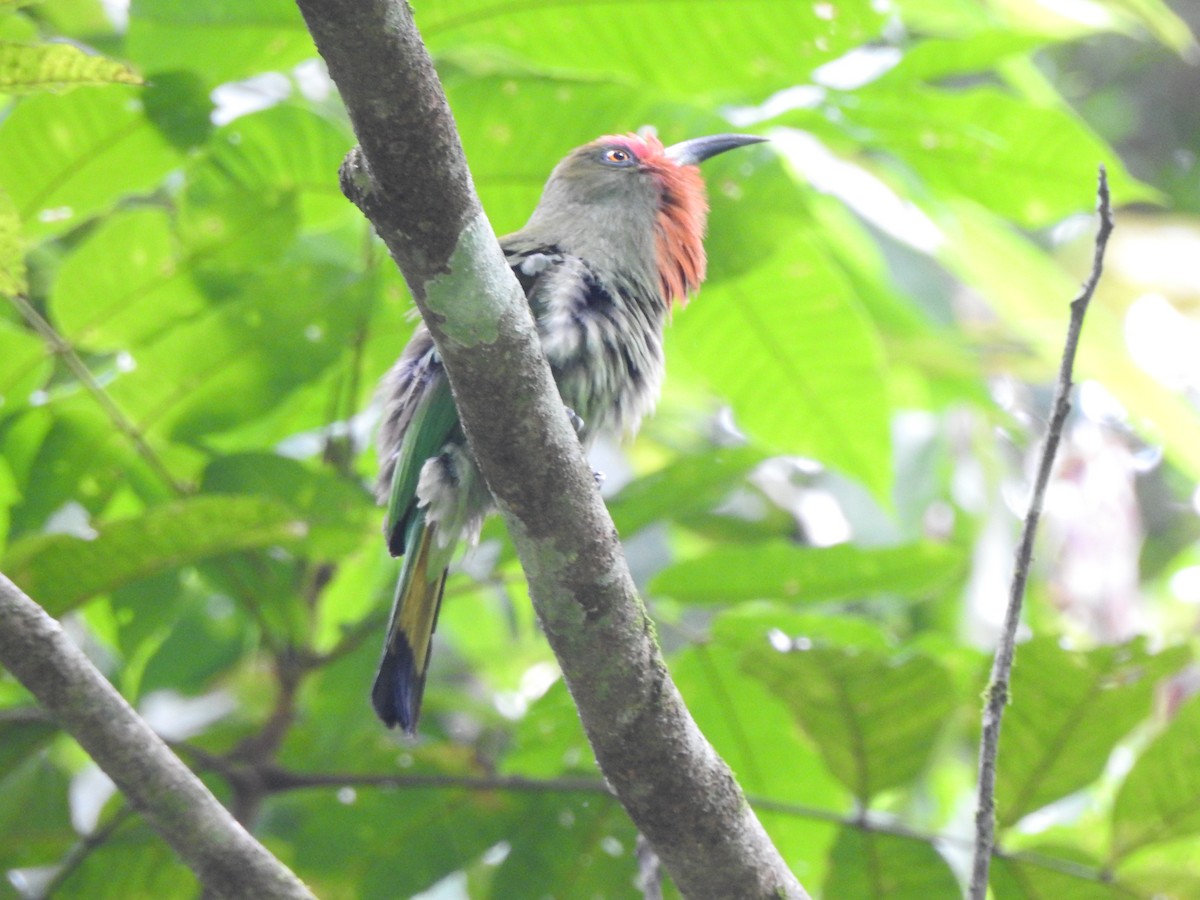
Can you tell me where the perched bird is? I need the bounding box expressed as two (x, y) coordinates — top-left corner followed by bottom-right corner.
(373, 130), (765, 733)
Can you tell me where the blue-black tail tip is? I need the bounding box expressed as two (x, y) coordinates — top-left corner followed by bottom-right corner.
(372, 639), (424, 735)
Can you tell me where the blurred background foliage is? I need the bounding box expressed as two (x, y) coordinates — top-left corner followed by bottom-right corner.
(1, 0), (1199, 896)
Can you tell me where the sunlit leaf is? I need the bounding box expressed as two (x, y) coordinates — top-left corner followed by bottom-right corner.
(996, 638), (1190, 828)
(424, 0), (886, 101)
(1112, 697), (1200, 858)
(0, 41), (141, 93)
(127, 0), (313, 87)
(823, 828), (960, 899)
(2, 495), (307, 613)
(0, 318), (46, 417)
(0, 185), (25, 295)
(989, 849), (1125, 899)
(51, 208), (208, 350)
(0, 85), (181, 238)
(653, 541), (965, 604)
(0, 755), (73, 868)
(744, 641), (956, 801)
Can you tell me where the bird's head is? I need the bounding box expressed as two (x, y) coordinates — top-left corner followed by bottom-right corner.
(525, 131), (765, 308)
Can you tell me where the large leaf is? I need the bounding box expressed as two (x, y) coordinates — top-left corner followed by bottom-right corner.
(822, 85), (1154, 228)
(184, 104), (355, 231)
(652, 541), (965, 604)
(0, 41), (140, 93)
(608, 445), (769, 537)
(989, 850), (1129, 899)
(823, 828), (960, 899)
(0, 85), (181, 239)
(670, 229), (892, 496)
(995, 638), (1190, 828)
(673, 643), (845, 886)
(0, 318), (47, 416)
(1112, 697), (1200, 859)
(50, 821), (196, 899)
(104, 261), (365, 441)
(200, 452), (374, 557)
(743, 639), (956, 801)
(0, 755), (74, 868)
(2, 495), (307, 613)
(423, 0), (886, 102)
(0, 185), (24, 295)
(50, 207), (209, 350)
(490, 795), (638, 899)
(126, 0), (313, 87)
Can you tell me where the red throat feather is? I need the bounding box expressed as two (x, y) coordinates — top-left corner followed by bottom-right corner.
(604, 133), (711, 309)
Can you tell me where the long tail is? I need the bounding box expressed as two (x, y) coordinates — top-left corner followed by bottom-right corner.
(372, 508), (448, 734)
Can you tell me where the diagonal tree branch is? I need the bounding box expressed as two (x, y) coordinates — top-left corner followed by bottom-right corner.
(0, 572), (315, 900)
(292, 1), (806, 897)
(968, 166), (1114, 898)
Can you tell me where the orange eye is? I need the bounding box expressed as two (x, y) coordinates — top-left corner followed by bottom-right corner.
(603, 148), (633, 165)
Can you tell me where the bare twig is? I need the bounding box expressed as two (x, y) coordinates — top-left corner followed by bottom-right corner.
(968, 167), (1115, 898)
(0, 573), (315, 900)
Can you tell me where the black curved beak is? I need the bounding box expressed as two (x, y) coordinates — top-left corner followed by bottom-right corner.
(664, 133), (767, 166)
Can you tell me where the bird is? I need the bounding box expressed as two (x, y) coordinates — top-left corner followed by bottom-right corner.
(372, 130), (765, 733)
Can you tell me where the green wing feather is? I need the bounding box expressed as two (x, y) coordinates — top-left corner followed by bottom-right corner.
(384, 374), (460, 556)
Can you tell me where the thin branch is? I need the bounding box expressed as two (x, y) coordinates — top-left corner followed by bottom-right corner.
(291, 1), (806, 897)
(968, 167), (1115, 898)
(0, 573), (315, 900)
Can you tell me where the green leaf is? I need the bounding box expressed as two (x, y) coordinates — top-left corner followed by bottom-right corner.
(0, 85), (181, 239)
(105, 261), (365, 442)
(424, 0), (886, 102)
(1115, 837), (1200, 898)
(185, 105), (355, 230)
(996, 638), (1190, 828)
(823, 828), (960, 899)
(50, 207), (209, 350)
(0, 41), (141, 93)
(51, 821), (196, 899)
(491, 796), (638, 899)
(608, 446), (768, 537)
(126, 0), (313, 87)
(671, 229), (892, 496)
(2, 494), (307, 614)
(673, 644), (845, 886)
(0, 754), (74, 868)
(743, 640), (956, 801)
(266, 783), (530, 898)
(989, 849), (1124, 899)
(0, 185), (24, 295)
(821, 85), (1154, 228)
(0, 318), (48, 417)
(200, 453), (374, 557)
(652, 541), (965, 604)
(0, 715), (56, 777)
(1112, 697), (1200, 858)
(0, 401), (170, 542)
